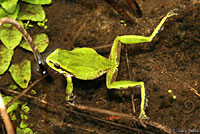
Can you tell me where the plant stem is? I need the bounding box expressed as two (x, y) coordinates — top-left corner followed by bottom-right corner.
(0, 93), (15, 134)
(0, 17), (47, 75)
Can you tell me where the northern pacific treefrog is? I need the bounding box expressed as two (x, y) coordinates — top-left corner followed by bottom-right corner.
(46, 10), (176, 121)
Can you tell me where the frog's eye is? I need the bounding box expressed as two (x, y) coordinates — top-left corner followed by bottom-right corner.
(54, 63), (61, 69)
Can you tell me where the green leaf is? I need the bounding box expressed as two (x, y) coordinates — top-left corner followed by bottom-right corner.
(3, 96), (21, 113)
(7, 101), (21, 114)
(1, 0), (18, 13)
(17, 127), (23, 133)
(0, 4), (19, 19)
(17, 124), (34, 134)
(21, 113), (28, 120)
(22, 105), (30, 113)
(0, 20), (23, 49)
(31, 89), (36, 95)
(17, 3), (45, 21)
(11, 113), (17, 120)
(0, 45), (14, 75)
(20, 33), (49, 53)
(21, 0), (51, 5)
(9, 60), (31, 88)
(8, 84), (18, 90)
(23, 128), (34, 134)
(20, 121), (29, 128)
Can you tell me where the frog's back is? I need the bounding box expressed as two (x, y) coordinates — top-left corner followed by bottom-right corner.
(55, 47), (115, 80)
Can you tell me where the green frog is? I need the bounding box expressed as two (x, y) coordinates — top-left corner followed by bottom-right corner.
(46, 10), (176, 120)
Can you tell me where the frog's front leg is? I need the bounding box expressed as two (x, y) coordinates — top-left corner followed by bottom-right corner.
(64, 74), (75, 104)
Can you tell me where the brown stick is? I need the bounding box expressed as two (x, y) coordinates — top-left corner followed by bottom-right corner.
(0, 93), (15, 134)
(194, 38), (200, 43)
(0, 18), (47, 75)
(131, 94), (136, 114)
(73, 103), (137, 120)
(64, 123), (103, 134)
(0, 88), (155, 133)
(6, 74), (48, 108)
(125, 0), (142, 17)
(105, 0), (134, 24)
(124, 45), (132, 80)
(3, 88), (172, 133)
(72, 104), (172, 133)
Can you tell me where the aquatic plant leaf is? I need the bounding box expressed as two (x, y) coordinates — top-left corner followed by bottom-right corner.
(8, 84), (18, 90)
(21, 0), (52, 5)
(9, 60), (31, 88)
(22, 105), (30, 113)
(17, 127), (33, 134)
(0, 4), (19, 19)
(3, 96), (21, 113)
(1, 0), (18, 13)
(17, 4), (45, 21)
(0, 20), (23, 49)
(22, 128), (33, 134)
(0, 45), (14, 75)
(16, 127), (22, 134)
(20, 33), (49, 53)
(20, 121), (29, 128)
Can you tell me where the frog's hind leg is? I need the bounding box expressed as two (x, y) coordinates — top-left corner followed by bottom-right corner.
(106, 10), (176, 120)
(106, 67), (148, 120)
(109, 10), (176, 65)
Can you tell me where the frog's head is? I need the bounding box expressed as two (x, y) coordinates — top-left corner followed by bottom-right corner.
(45, 48), (67, 74)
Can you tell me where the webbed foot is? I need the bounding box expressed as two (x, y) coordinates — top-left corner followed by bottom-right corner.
(66, 93), (76, 106)
(139, 111), (150, 127)
(166, 9), (178, 18)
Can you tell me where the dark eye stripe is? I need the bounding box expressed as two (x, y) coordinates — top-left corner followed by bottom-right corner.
(54, 63), (60, 69)
(49, 61), (71, 74)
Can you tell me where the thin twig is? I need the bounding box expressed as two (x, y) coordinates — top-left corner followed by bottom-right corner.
(6, 74), (48, 108)
(124, 44), (137, 117)
(124, 45), (132, 80)
(2, 88), (172, 133)
(64, 123), (103, 134)
(0, 18), (47, 75)
(68, 110), (154, 134)
(73, 103), (137, 120)
(0, 93), (15, 134)
(144, 120), (172, 134)
(72, 104), (172, 133)
(3, 89), (149, 133)
(131, 94), (136, 114)
(194, 38), (200, 43)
